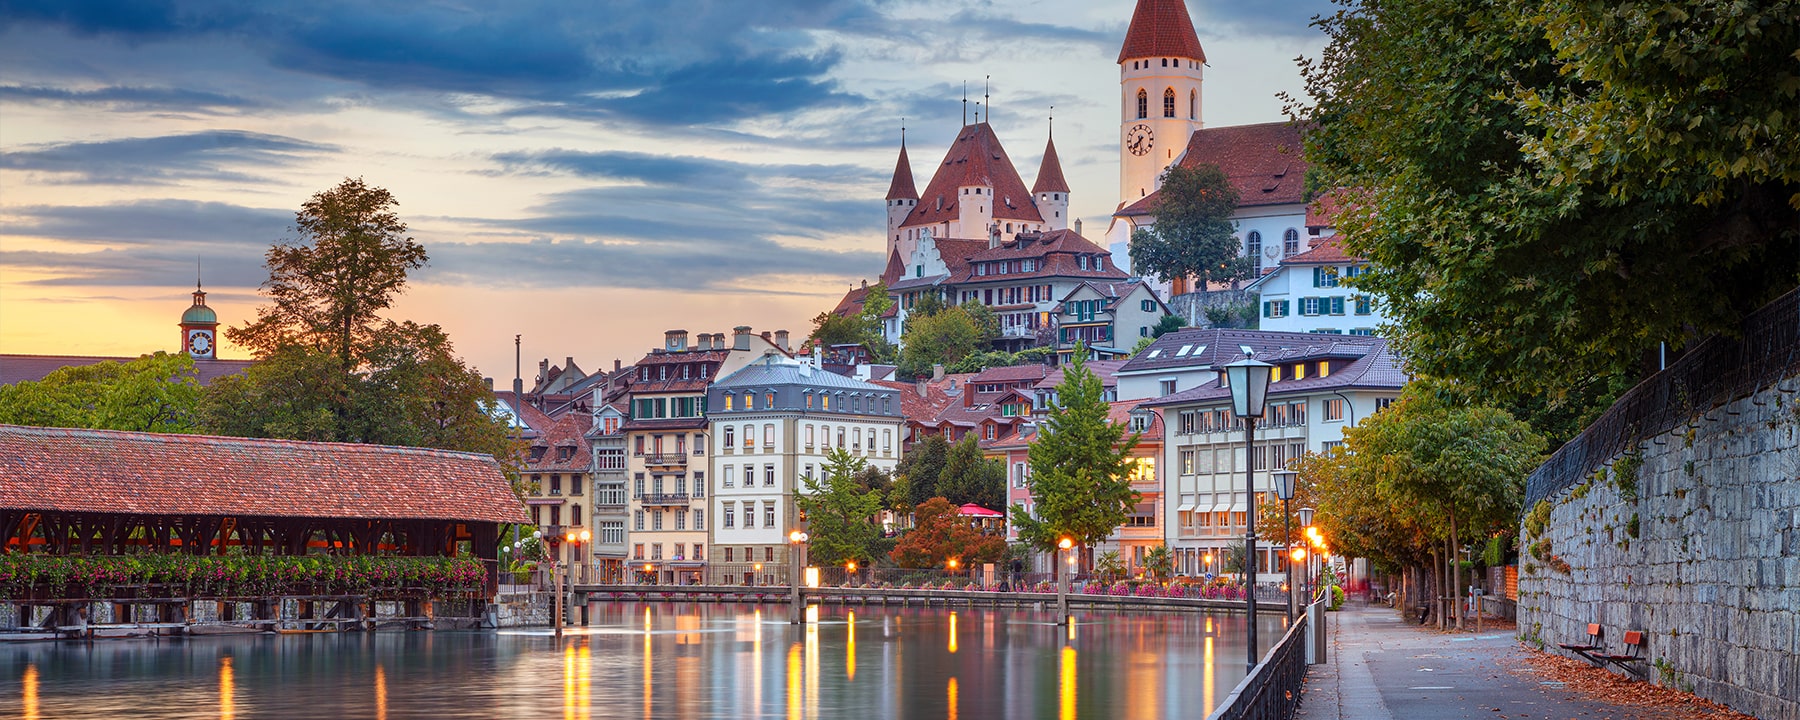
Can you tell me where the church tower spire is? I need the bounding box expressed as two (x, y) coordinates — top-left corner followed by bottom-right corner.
(1118, 0), (1205, 206)
(885, 126), (920, 263)
(1033, 112), (1071, 231)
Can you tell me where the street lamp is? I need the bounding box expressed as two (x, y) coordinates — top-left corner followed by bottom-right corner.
(845, 561), (858, 587)
(565, 529), (591, 625)
(1298, 507), (1315, 604)
(1056, 536), (1075, 625)
(1222, 346), (1273, 671)
(1272, 469), (1298, 622)
(788, 530), (810, 624)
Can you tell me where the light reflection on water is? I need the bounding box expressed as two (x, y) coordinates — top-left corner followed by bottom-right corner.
(1, 602), (1279, 719)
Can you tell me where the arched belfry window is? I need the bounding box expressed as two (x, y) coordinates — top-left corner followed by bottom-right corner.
(1136, 89), (1147, 120)
(1164, 88), (1176, 118)
(1190, 90), (1198, 119)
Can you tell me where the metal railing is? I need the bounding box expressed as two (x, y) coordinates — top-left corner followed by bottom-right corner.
(645, 453), (688, 466)
(1207, 607), (1311, 720)
(639, 493), (691, 506)
(1524, 288), (1800, 507)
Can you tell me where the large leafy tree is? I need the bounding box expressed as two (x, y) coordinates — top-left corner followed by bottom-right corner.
(937, 435), (1008, 512)
(1010, 352), (1141, 550)
(1298, 0), (1800, 441)
(1128, 163), (1252, 288)
(897, 304), (988, 379)
(797, 448), (887, 568)
(889, 497), (1006, 569)
(0, 352), (201, 432)
(204, 179), (517, 476)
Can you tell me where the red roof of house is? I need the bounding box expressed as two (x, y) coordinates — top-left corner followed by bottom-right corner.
(881, 248), (906, 285)
(1118, 0), (1206, 64)
(0, 424), (526, 523)
(886, 141), (919, 200)
(969, 363), (1052, 384)
(1117, 122), (1309, 217)
(833, 285), (869, 317)
(1307, 190), (1347, 229)
(1, 354), (254, 387)
(1281, 237), (1360, 265)
(1032, 135), (1070, 194)
(950, 230), (1128, 284)
(901, 123), (1045, 228)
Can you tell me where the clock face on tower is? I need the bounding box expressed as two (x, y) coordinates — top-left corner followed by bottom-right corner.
(187, 330), (213, 357)
(1126, 124), (1154, 156)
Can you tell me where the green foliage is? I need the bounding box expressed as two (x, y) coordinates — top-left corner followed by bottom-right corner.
(1151, 314), (1185, 338)
(797, 448), (888, 568)
(1128, 163), (1252, 287)
(949, 349), (1049, 374)
(1613, 452), (1642, 503)
(1143, 545), (1174, 580)
(1094, 551), (1125, 582)
(1524, 499), (1554, 540)
(895, 434), (950, 507)
(0, 352), (201, 432)
(1482, 535), (1509, 568)
(1130, 336), (1157, 356)
(1626, 512), (1640, 540)
(1203, 300), (1259, 330)
(1296, 0), (1800, 443)
(894, 434), (1005, 511)
(1011, 351), (1142, 550)
(888, 497), (1006, 568)
(898, 302), (990, 379)
(0, 554), (485, 599)
(807, 280), (897, 363)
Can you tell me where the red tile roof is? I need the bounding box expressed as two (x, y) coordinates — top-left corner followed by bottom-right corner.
(969, 364), (1052, 384)
(0, 424), (526, 523)
(886, 141), (919, 200)
(1118, 0), (1206, 64)
(1281, 237), (1360, 265)
(1, 354), (254, 387)
(1117, 122), (1309, 217)
(1033, 360), (1127, 390)
(873, 380), (956, 426)
(881, 248), (906, 285)
(950, 230), (1128, 284)
(901, 123), (1045, 228)
(1307, 189), (1347, 229)
(1032, 135), (1070, 194)
(833, 286), (869, 317)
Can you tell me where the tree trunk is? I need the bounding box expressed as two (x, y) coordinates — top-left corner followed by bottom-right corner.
(1450, 512), (1463, 631)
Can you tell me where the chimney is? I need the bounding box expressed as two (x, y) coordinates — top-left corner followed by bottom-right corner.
(861, 278), (868, 290)
(989, 223), (1002, 249)
(733, 326), (752, 351)
(932, 363), (946, 382)
(916, 377), (928, 396)
(1074, 218), (1083, 235)
(484, 377), (494, 391)
(761, 331), (772, 348)
(614, 358), (621, 372)
(665, 329), (688, 352)
(775, 329), (790, 351)
(709, 333), (723, 350)
(812, 344), (823, 369)
(538, 358), (549, 385)
(565, 356), (575, 371)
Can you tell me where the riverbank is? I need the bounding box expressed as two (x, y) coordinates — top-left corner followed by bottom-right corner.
(1298, 602), (1754, 720)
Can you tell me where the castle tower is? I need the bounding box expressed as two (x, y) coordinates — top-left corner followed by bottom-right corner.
(1118, 0), (1206, 205)
(885, 132), (919, 262)
(898, 122), (1043, 246)
(179, 282), (219, 359)
(1033, 121), (1071, 232)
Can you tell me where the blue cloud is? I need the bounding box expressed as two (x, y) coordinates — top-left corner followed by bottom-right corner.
(1190, 0), (1336, 38)
(0, 131), (335, 184)
(490, 149), (877, 192)
(0, 85), (259, 111)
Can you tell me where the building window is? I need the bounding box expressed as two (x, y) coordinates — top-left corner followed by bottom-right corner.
(634, 510), (644, 531)
(723, 426), (734, 450)
(633, 474), (644, 498)
(723, 466), (734, 488)
(1264, 300), (1290, 318)
(1180, 448), (1196, 475)
(693, 471), (704, 497)
(764, 502), (776, 528)
(1160, 379), (1178, 396)
(764, 464), (776, 487)
(633, 543), (644, 560)
(724, 394), (734, 411)
(803, 464), (814, 481)
(1190, 89), (1198, 119)
(766, 547), (775, 562)
(675, 508), (687, 530)
(763, 424), (774, 448)
(837, 427), (846, 448)
(1163, 87), (1176, 118)
(1314, 266), (1340, 288)
(1324, 398), (1345, 422)
(651, 543), (662, 560)
(1136, 88), (1148, 119)
(805, 424), (815, 448)
(601, 521), (624, 545)
(652, 509), (664, 530)
(883, 429), (892, 452)
(1375, 397), (1396, 413)
(725, 503), (735, 528)
(1355, 296), (1372, 316)
(1301, 297), (1322, 316)
(743, 503), (754, 528)
(571, 505), (582, 526)
(1284, 228), (1300, 258)
(1246, 231), (1263, 276)
(1141, 299), (1155, 312)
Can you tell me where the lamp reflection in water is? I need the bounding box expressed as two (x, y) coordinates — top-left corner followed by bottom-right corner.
(786, 643), (802, 720)
(947, 676), (959, 720)
(375, 665), (387, 720)
(846, 611), (856, 682)
(23, 663), (37, 720)
(1059, 646), (1077, 720)
(219, 655), (235, 720)
(1204, 636), (1216, 712)
(642, 608), (653, 718)
(564, 638), (590, 720)
(753, 609), (764, 711)
(948, 611), (958, 654)
(805, 606), (820, 717)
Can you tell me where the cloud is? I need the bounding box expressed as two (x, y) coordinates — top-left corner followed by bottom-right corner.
(0, 84), (260, 111)
(1191, 0), (1336, 39)
(490, 149), (877, 192)
(1, 131), (335, 184)
(2, 199), (292, 246)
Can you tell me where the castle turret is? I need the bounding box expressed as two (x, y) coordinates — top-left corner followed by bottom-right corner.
(179, 282), (219, 359)
(885, 134), (919, 262)
(1033, 126), (1071, 231)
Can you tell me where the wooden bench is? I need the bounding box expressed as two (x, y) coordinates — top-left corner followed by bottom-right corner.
(1590, 630), (1647, 677)
(1558, 623), (1604, 658)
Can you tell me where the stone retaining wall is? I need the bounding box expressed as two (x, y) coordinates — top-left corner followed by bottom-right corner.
(1517, 380), (1800, 720)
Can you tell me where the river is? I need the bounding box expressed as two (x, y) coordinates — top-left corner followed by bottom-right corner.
(4, 601), (1288, 719)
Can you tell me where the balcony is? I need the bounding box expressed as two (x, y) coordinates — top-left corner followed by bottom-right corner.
(1000, 326), (1035, 338)
(646, 453), (688, 467)
(640, 493), (691, 506)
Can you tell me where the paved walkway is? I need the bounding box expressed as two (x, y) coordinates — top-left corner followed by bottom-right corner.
(1297, 602), (1689, 720)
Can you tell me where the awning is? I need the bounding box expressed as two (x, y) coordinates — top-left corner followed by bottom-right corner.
(1176, 504), (1196, 513)
(1208, 502), (1231, 513)
(959, 503), (1004, 518)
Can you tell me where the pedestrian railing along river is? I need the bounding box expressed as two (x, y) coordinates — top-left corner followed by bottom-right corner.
(1206, 603), (1313, 720)
(574, 583), (1294, 613)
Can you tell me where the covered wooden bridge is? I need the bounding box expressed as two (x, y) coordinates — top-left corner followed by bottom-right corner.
(0, 424), (527, 637)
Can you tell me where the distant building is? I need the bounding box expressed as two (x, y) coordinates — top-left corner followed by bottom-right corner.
(1, 282), (252, 386)
(1053, 280), (1171, 361)
(706, 353), (902, 584)
(1243, 237), (1390, 336)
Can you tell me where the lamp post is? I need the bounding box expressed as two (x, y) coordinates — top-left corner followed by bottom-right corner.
(565, 529), (590, 626)
(788, 530), (809, 624)
(1056, 536), (1074, 624)
(1272, 469), (1298, 622)
(1222, 347), (1274, 671)
(1298, 507), (1315, 604)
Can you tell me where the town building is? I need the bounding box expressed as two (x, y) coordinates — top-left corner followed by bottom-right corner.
(1243, 237), (1391, 336)
(2, 282), (252, 386)
(706, 353), (903, 584)
(587, 399), (630, 582)
(624, 327), (789, 584)
(1053, 280), (1171, 360)
(1138, 330), (1405, 583)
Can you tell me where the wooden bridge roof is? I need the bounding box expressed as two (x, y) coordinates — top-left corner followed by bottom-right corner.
(0, 424), (527, 524)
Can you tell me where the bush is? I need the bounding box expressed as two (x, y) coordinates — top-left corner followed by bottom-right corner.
(1328, 585), (1346, 611)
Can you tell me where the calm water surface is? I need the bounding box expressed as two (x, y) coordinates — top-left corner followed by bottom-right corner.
(3, 602), (1288, 719)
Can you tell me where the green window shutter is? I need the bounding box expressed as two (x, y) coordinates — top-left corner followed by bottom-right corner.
(1262, 301), (1272, 318)
(1281, 300), (1291, 316)
(1312, 267), (1322, 287)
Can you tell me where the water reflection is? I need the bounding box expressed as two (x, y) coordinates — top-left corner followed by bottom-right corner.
(3, 603), (1279, 719)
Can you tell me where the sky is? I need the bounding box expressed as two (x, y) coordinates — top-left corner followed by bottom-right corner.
(0, 0), (1332, 382)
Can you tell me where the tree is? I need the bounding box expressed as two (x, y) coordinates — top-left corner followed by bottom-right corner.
(895, 434), (951, 507)
(1094, 551), (1125, 582)
(0, 352), (200, 432)
(1010, 351), (1141, 551)
(1296, 0), (1800, 441)
(797, 448), (887, 568)
(897, 305), (986, 379)
(807, 281), (898, 363)
(889, 497), (1006, 569)
(1150, 314), (1184, 338)
(1143, 545), (1174, 580)
(937, 435), (1007, 511)
(1128, 163), (1251, 288)
(806, 311), (864, 347)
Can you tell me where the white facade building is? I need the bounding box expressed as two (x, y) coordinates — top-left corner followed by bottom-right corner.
(1245, 237), (1392, 336)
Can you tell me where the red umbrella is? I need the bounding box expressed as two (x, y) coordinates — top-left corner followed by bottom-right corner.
(958, 503), (1003, 518)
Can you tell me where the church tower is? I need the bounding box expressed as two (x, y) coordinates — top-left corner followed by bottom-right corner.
(1033, 121), (1071, 231)
(885, 133), (920, 263)
(179, 282), (219, 359)
(1118, 0), (1205, 206)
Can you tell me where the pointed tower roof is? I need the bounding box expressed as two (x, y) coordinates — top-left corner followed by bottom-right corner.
(1032, 134), (1070, 194)
(900, 122), (1045, 229)
(1118, 0), (1206, 64)
(885, 139), (919, 200)
(881, 247), (906, 285)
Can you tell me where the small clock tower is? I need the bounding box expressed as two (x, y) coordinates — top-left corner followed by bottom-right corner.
(179, 283), (219, 359)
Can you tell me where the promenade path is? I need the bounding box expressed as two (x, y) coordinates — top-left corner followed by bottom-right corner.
(1297, 603), (1720, 720)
